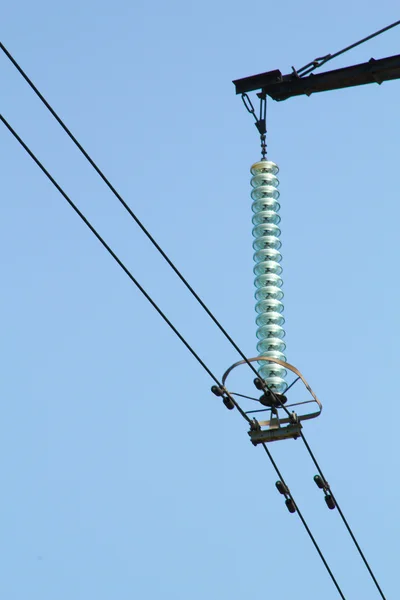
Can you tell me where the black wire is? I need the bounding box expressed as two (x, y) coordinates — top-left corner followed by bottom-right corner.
(234, 376), (300, 404)
(297, 19), (400, 77)
(284, 375), (301, 394)
(300, 432), (386, 600)
(1, 113), (255, 424)
(245, 399), (315, 415)
(1, 42), (296, 421)
(0, 41), (267, 388)
(231, 392), (260, 402)
(261, 443), (347, 599)
(1, 39), (388, 600)
(0, 113), (363, 600)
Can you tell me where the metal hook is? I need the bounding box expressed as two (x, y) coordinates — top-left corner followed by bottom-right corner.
(241, 92), (268, 159)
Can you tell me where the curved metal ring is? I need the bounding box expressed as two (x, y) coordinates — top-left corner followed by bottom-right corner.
(222, 356), (322, 425)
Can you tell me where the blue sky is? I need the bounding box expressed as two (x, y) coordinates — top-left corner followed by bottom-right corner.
(2, 2), (400, 598)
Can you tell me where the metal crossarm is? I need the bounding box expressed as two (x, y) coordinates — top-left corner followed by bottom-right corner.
(233, 53), (400, 100)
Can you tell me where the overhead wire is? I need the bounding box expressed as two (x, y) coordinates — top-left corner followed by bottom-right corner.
(245, 399), (315, 415)
(300, 431), (387, 600)
(295, 19), (400, 77)
(0, 41), (270, 391)
(0, 42), (302, 423)
(2, 32), (395, 414)
(260, 358), (387, 597)
(238, 89), (387, 596)
(0, 113), (251, 427)
(2, 114), (350, 597)
(237, 18), (393, 594)
(1, 39), (387, 596)
(261, 443), (347, 599)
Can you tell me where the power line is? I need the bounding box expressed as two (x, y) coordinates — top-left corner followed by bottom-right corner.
(0, 41), (266, 388)
(2, 114), (354, 598)
(0, 42), (299, 422)
(261, 443), (347, 599)
(300, 432), (386, 599)
(1, 46), (384, 597)
(0, 113), (251, 426)
(296, 19), (400, 77)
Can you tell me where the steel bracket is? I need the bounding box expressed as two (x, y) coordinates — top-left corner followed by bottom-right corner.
(248, 422), (302, 445)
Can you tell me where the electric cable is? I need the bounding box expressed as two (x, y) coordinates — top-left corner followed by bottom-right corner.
(1, 114), (375, 600)
(295, 19), (400, 77)
(245, 399), (315, 415)
(1, 42), (298, 421)
(261, 442), (347, 599)
(300, 431), (386, 600)
(1, 47), (384, 596)
(0, 113), (252, 426)
(0, 41), (269, 389)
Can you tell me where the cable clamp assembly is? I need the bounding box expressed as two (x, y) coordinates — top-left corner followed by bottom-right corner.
(249, 418), (302, 445)
(275, 480), (296, 513)
(218, 356), (321, 444)
(249, 418), (261, 432)
(248, 410), (302, 446)
(211, 385), (235, 410)
(314, 475), (336, 510)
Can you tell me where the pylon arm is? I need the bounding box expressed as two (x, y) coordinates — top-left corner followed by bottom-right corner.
(233, 53), (400, 101)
